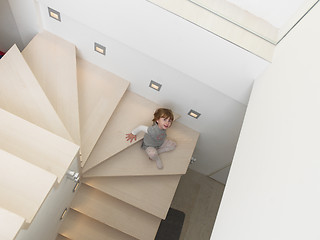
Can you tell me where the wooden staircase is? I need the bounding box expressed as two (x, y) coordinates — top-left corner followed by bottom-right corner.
(0, 32), (79, 240)
(0, 31), (199, 240)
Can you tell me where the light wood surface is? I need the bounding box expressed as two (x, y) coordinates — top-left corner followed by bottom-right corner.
(0, 149), (57, 223)
(71, 184), (161, 240)
(83, 90), (180, 173)
(60, 209), (136, 240)
(83, 175), (181, 219)
(0, 207), (24, 240)
(82, 91), (160, 172)
(56, 234), (70, 240)
(0, 44), (73, 142)
(84, 121), (199, 177)
(77, 57), (129, 165)
(0, 108), (79, 182)
(22, 31), (81, 145)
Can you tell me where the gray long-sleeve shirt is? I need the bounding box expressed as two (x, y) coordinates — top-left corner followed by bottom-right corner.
(132, 124), (166, 149)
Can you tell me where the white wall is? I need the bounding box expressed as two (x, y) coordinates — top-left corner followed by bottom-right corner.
(38, 0), (269, 105)
(210, 165), (230, 185)
(0, 0), (23, 51)
(211, 2), (320, 239)
(8, 0), (40, 48)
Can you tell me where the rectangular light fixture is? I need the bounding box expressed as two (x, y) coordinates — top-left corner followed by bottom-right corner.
(188, 109), (201, 119)
(48, 7), (61, 21)
(149, 80), (162, 91)
(94, 42), (106, 55)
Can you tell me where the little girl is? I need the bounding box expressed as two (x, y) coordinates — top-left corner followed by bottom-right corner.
(126, 108), (177, 169)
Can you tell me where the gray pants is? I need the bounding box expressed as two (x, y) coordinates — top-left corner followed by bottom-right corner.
(143, 139), (176, 169)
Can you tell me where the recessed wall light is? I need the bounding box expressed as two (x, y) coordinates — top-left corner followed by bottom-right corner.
(48, 7), (61, 22)
(188, 109), (201, 119)
(149, 80), (162, 91)
(94, 42), (106, 55)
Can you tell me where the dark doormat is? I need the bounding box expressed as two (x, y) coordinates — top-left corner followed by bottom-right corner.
(155, 208), (185, 240)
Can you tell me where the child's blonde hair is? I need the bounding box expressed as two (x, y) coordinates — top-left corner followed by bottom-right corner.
(152, 108), (174, 123)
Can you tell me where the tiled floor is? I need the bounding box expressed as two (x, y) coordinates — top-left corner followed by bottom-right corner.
(171, 168), (225, 240)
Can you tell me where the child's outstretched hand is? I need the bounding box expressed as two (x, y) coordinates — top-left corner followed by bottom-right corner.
(126, 133), (137, 143)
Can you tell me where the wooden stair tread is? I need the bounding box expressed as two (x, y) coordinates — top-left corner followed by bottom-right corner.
(60, 209), (136, 240)
(0, 207), (25, 240)
(0, 108), (79, 182)
(77, 58), (129, 166)
(22, 31), (81, 145)
(0, 149), (57, 223)
(56, 234), (71, 240)
(83, 90), (161, 172)
(83, 175), (181, 219)
(0, 44), (73, 142)
(71, 184), (161, 240)
(84, 121), (199, 177)
(82, 90), (180, 173)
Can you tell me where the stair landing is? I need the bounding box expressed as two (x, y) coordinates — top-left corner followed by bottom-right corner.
(84, 121), (199, 177)
(83, 90), (180, 173)
(82, 90), (160, 173)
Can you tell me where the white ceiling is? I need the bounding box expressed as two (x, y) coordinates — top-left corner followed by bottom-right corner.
(227, 0), (307, 28)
